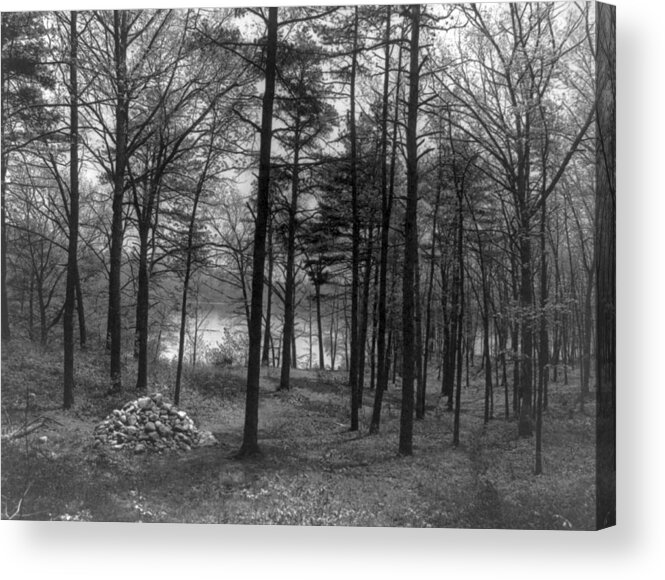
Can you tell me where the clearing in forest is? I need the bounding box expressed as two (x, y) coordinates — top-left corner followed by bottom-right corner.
(1, 341), (595, 528)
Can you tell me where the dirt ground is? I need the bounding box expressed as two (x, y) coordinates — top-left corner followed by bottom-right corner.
(1, 341), (596, 529)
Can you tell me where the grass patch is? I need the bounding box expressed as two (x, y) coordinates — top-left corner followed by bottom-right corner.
(2, 337), (596, 528)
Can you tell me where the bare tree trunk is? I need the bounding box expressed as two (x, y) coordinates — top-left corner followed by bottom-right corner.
(191, 297), (199, 368)
(262, 216), (273, 366)
(581, 278), (593, 405)
(174, 265), (192, 405)
(453, 183), (464, 446)
(370, 5), (398, 433)
(463, 184), (493, 424)
(399, 4), (420, 456)
(38, 279), (47, 345)
(440, 260), (453, 408)
(63, 11), (79, 409)
(595, 0), (615, 528)
(419, 170), (442, 419)
(315, 281), (324, 369)
(358, 226), (374, 405)
(535, 192), (548, 474)
(330, 290), (338, 368)
(237, 7), (278, 458)
(75, 263), (86, 348)
(291, 325), (297, 369)
(517, 209), (534, 437)
(349, 6), (361, 431)
(279, 132), (300, 391)
(498, 322), (509, 420)
(174, 140), (213, 406)
(308, 296), (312, 368)
(414, 247), (424, 418)
(478, 251), (493, 424)
(369, 274), (378, 390)
(135, 227), (150, 391)
(108, 10), (129, 393)
(510, 254), (521, 414)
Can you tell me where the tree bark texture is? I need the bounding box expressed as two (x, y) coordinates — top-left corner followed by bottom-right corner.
(108, 10), (129, 392)
(595, 0), (615, 529)
(63, 11), (79, 409)
(237, 7), (278, 458)
(371, 5), (398, 434)
(399, 4), (420, 456)
(279, 132), (300, 391)
(349, 6), (361, 431)
(174, 143), (212, 406)
(261, 216), (273, 366)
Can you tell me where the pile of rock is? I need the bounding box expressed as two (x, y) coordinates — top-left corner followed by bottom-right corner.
(93, 393), (216, 453)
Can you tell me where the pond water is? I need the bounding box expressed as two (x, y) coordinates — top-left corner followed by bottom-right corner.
(159, 302), (333, 368)
(160, 303), (243, 362)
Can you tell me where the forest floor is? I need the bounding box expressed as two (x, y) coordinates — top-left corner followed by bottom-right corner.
(1, 339), (597, 529)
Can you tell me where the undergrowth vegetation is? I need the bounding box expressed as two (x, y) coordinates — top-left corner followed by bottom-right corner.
(2, 338), (596, 529)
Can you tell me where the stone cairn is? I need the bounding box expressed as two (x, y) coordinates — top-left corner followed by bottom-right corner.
(93, 393), (216, 453)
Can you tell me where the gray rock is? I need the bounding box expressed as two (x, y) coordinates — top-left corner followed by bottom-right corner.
(138, 397), (152, 409)
(95, 395), (208, 454)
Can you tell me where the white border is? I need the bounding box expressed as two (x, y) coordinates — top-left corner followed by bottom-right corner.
(2, 1), (663, 578)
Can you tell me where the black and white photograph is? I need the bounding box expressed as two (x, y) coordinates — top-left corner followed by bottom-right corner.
(1, 0), (615, 537)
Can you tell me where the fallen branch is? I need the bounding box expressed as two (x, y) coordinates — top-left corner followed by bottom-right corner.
(1, 416), (61, 441)
(2, 483), (32, 520)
